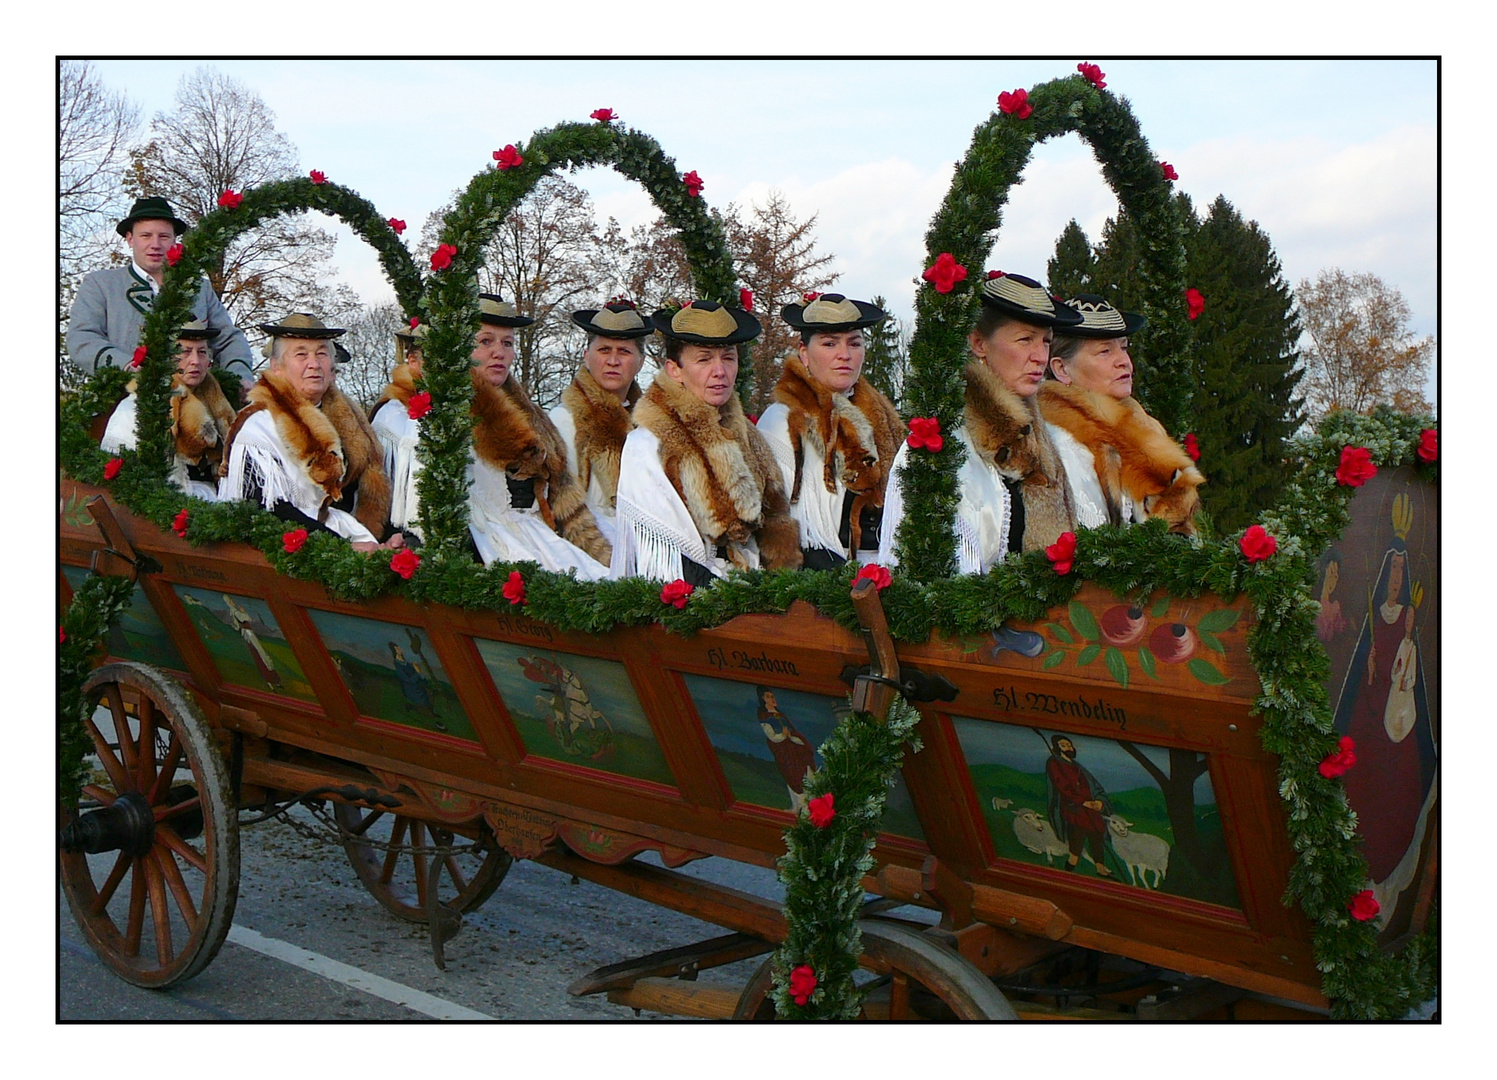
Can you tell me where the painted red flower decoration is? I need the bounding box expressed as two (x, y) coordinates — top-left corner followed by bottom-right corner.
(390, 548), (421, 580)
(907, 416), (943, 453)
(493, 144), (524, 170)
(802, 292), (821, 303)
(103, 457), (123, 481)
(1318, 736), (1357, 779)
(1161, 161), (1179, 181)
(430, 243), (458, 272)
(130, 346), (147, 369)
(807, 793), (835, 828)
(997, 88), (1032, 119)
(1046, 531), (1078, 575)
(590, 108), (616, 122)
(986, 269), (1005, 280)
(172, 508), (190, 538)
(682, 170), (704, 197)
(922, 252), (968, 294)
(855, 563), (892, 591)
(739, 288), (753, 312)
(282, 528), (308, 554)
(1417, 429), (1437, 463)
(217, 190), (242, 209)
(661, 579), (694, 608)
(1185, 287), (1205, 320)
(166, 244), (184, 267)
(406, 391), (432, 420)
(788, 963), (819, 1006)
(1239, 524), (1278, 563)
(503, 570), (527, 606)
(1347, 889), (1380, 922)
(1077, 62), (1106, 89)
(1335, 446), (1377, 488)
(388, 218), (406, 235)
(1183, 433), (1200, 462)
(309, 169), (327, 185)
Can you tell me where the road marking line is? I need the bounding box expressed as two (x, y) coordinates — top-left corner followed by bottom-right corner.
(227, 925), (495, 1021)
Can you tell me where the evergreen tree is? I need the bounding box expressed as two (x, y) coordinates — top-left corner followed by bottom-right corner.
(861, 295), (908, 410)
(1046, 219), (1098, 298)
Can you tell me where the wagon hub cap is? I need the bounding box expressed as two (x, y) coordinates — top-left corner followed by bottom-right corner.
(59, 790), (155, 857)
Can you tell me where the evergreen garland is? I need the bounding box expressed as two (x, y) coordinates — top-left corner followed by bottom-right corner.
(58, 572), (136, 805)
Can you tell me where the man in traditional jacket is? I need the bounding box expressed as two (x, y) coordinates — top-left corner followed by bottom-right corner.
(218, 313), (399, 551)
(66, 196), (254, 379)
(546, 299), (651, 546)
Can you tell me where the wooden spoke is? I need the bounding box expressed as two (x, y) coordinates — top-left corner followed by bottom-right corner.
(379, 817), (409, 885)
(84, 715), (129, 793)
(136, 695), (157, 794)
(444, 854), (469, 893)
(890, 972), (911, 1021)
(154, 794), (200, 823)
(104, 685), (138, 776)
(146, 734), (184, 806)
(92, 850), (132, 915)
(81, 784), (118, 807)
(144, 853), (174, 966)
(155, 847), (198, 925)
(124, 861), (147, 959)
(155, 827), (208, 875)
(412, 823), (429, 911)
(347, 808), (385, 837)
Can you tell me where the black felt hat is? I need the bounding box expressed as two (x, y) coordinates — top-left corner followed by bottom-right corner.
(649, 301), (761, 346)
(478, 293), (535, 328)
(256, 313), (347, 339)
(117, 196), (190, 238)
(571, 299), (653, 340)
(978, 273), (1083, 328)
(1055, 294), (1147, 338)
(780, 293), (888, 333)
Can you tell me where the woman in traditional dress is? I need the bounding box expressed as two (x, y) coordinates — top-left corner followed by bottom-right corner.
(101, 319), (237, 500)
(756, 687), (817, 812)
(1315, 547), (1350, 644)
(368, 323), (427, 536)
(756, 295), (903, 569)
(611, 300), (801, 584)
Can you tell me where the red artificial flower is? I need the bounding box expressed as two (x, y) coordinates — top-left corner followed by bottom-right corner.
(60, 626), (66, 644)
(906, 416), (944, 453)
(409, 316), (421, 329)
(1335, 446), (1377, 488)
(746, 413), (758, 424)
(165, 244), (184, 267)
(682, 170), (705, 197)
(855, 563), (892, 591)
(660, 579), (694, 609)
(739, 288), (754, 312)
(1417, 429), (1437, 463)
(987, 269), (1006, 280)
(103, 457), (123, 481)
(130, 346), (147, 369)
(1160, 161), (1179, 181)
(590, 108), (616, 122)
(1318, 736), (1357, 779)
(388, 218), (407, 235)
(922, 252), (968, 294)
(502, 570), (527, 606)
(1077, 62), (1107, 89)
(802, 291), (821, 303)
(309, 169), (327, 185)
(997, 88), (1033, 119)
(1185, 287), (1205, 320)
(1347, 889), (1380, 922)
(1046, 531), (1078, 575)
(406, 391), (432, 420)
(1239, 524), (1278, 563)
(493, 144), (524, 170)
(1183, 432), (1201, 462)
(282, 528), (309, 554)
(390, 548), (421, 580)
(788, 964), (819, 1006)
(430, 243), (458, 272)
(217, 189), (243, 209)
(807, 792), (835, 828)
(172, 508), (190, 538)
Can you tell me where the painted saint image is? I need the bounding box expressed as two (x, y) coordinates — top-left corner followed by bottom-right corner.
(518, 655), (615, 760)
(223, 593), (282, 689)
(388, 642), (441, 726)
(1045, 735), (1117, 879)
(1314, 546), (1349, 644)
(757, 686), (818, 812)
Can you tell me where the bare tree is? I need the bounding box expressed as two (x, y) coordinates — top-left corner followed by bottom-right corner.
(336, 302), (407, 408)
(1296, 269), (1434, 419)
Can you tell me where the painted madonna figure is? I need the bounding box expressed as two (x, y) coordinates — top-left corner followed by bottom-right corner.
(1038, 294), (1203, 533)
(100, 318), (237, 501)
(369, 322), (428, 536)
(756, 295), (903, 569)
(611, 301), (801, 585)
(546, 299), (651, 547)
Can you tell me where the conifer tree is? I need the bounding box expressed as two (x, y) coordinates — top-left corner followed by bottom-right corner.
(861, 294), (908, 410)
(1046, 219), (1098, 298)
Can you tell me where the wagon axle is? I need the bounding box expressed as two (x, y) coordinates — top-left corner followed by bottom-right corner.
(59, 786), (204, 856)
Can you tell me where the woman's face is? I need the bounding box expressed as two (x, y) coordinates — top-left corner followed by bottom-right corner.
(1051, 336), (1134, 399)
(176, 338), (210, 389)
(406, 347), (424, 380)
(1322, 560), (1340, 596)
(472, 325), (516, 387)
(761, 691), (778, 712)
(1386, 553), (1406, 603)
(970, 320), (1053, 397)
(666, 345), (739, 408)
(799, 331), (865, 394)
(584, 336), (645, 399)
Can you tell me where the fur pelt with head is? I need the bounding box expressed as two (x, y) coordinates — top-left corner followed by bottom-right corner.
(470, 370), (611, 563)
(561, 366), (640, 508)
(964, 362), (1076, 551)
(1038, 381), (1204, 534)
(368, 362), (419, 417)
(131, 371), (236, 469)
(634, 373), (802, 570)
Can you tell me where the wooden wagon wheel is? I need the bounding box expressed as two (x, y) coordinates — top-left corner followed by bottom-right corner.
(59, 662), (239, 988)
(734, 920), (1017, 1021)
(333, 805), (510, 923)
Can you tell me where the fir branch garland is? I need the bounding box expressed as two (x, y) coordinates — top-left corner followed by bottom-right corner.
(58, 572), (136, 804)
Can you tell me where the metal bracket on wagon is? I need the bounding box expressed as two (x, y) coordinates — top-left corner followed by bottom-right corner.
(839, 663), (958, 706)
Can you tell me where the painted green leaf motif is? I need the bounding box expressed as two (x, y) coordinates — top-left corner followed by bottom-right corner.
(1149, 594), (1171, 619)
(1069, 602), (1100, 642)
(1047, 622), (1075, 645)
(1043, 649), (1066, 670)
(1077, 643), (1101, 667)
(1138, 644), (1158, 679)
(1198, 630), (1226, 654)
(1188, 657), (1231, 686)
(1104, 647), (1129, 688)
(1198, 608), (1241, 634)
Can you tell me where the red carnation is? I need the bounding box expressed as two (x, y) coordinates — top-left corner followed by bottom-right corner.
(855, 563), (892, 591)
(409, 316), (421, 329)
(1318, 736), (1357, 779)
(922, 252), (968, 294)
(660, 579), (694, 609)
(997, 88), (1032, 119)
(682, 170), (704, 197)
(590, 108), (616, 122)
(217, 189), (243, 209)
(60, 626), (67, 644)
(907, 416), (943, 453)
(1077, 62), (1106, 89)
(1335, 446), (1377, 488)
(103, 457), (123, 481)
(388, 218), (407, 235)
(130, 346), (147, 369)
(166, 244), (184, 267)
(1046, 531), (1078, 575)
(172, 508), (190, 538)
(390, 548), (420, 580)
(430, 243), (458, 272)
(1239, 524), (1278, 563)
(502, 570), (526, 606)
(788, 963), (819, 1006)
(309, 169), (327, 185)
(406, 391), (432, 420)
(282, 528), (308, 554)
(739, 288), (754, 312)
(1185, 287), (1205, 320)
(1160, 161), (1179, 181)
(987, 269), (1006, 280)
(493, 144), (524, 170)
(1183, 432), (1200, 462)
(807, 792), (835, 828)
(1347, 889), (1380, 922)
(802, 291), (821, 303)
(1416, 429), (1437, 463)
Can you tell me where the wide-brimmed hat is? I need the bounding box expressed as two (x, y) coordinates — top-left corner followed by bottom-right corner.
(176, 318), (219, 341)
(117, 196), (190, 238)
(780, 293), (888, 333)
(978, 273), (1083, 329)
(1055, 294), (1147, 338)
(649, 301), (761, 346)
(572, 299), (653, 340)
(257, 313), (347, 339)
(478, 292), (535, 328)
(395, 322), (428, 350)
(333, 341), (352, 365)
